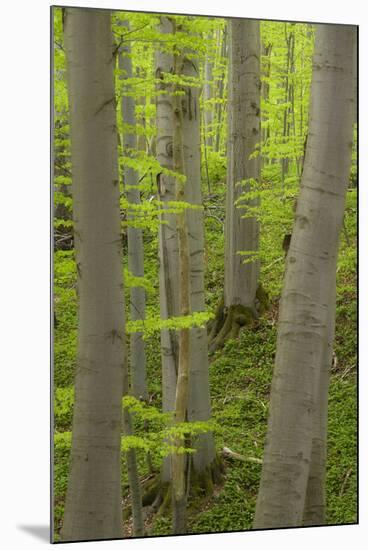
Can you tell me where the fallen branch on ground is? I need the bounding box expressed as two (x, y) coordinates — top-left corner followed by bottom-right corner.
(222, 446), (262, 464)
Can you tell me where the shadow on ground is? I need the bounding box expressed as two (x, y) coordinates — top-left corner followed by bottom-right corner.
(17, 525), (50, 543)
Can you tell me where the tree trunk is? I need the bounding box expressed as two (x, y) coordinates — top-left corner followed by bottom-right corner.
(119, 21), (148, 403)
(155, 15), (180, 483)
(156, 18), (217, 492)
(203, 42), (214, 150)
(118, 21), (145, 537)
(253, 23), (356, 530)
(214, 25), (227, 153)
(281, 25), (292, 194)
(181, 31), (217, 479)
(61, 8), (123, 541)
(210, 19), (261, 353)
(261, 41), (272, 167)
(171, 37), (191, 533)
(302, 267), (336, 526)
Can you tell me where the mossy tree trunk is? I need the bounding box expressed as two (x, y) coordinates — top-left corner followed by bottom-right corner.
(253, 23), (356, 529)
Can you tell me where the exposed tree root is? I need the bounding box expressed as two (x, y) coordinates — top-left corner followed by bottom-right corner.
(208, 285), (269, 355)
(136, 455), (225, 528)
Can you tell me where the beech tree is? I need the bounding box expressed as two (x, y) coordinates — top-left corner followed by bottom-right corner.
(118, 21), (148, 404)
(155, 17), (218, 520)
(117, 21), (145, 536)
(53, 7), (357, 539)
(253, 23), (356, 529)
(61, 8), (124, 541)
(210, 19), (262, 352)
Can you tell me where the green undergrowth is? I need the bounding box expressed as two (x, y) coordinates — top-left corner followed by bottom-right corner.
(53, 184), (357, 537)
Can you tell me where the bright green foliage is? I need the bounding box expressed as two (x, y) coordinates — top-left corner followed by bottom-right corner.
(127, 310), (214, 337)
(261, 22), (314, 171)
(53, 7), (357, 538)
(54, 387), (74, 431)
(121, 396), (218, 458)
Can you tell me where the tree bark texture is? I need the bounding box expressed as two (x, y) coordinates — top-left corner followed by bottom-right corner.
(182, 44), (216, 473)
(62, 8), (124, 541)
(156, 17), (216, 485)
(253, 23), (356, 529)
(119, 20), (148, 402)
(156, 16), (180, 482)
(224, 19), (261, 310)
(171, 42), (191, 533)
(209, 19), (261, 354)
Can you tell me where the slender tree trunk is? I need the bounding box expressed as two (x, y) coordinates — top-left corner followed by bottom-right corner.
(118, 21), (145, 537)
(155, 16), (179, 484)
(215, 25), (228, 154)
(210, 19), (261, 353)
(253, 23), (356, 529)
(119, 21), (148, 403)
(281, 25), (292, 194)
(61, 9), (123, 541)
(122, 365), (144, 536)
(171, 38), (192, 533)
(203, 41), (214, 150)
(181, 33), (216, 478)
(261, 41), (272, 168)
(156, 18), (217, 494)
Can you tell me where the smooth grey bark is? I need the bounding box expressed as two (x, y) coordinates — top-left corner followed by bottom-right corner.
(118, 21), (148, 403)
(171, 39), (191, 534)
(122, 359), (144, 536)
(156, 17), (216, 484)
(182, 47), (216, 473)
(224, 19), (261, 311)
(302, 267), (336, 525)
(156, 16), (180, 483)
(253, 23), (356, 529)
(261, 41), (272, 166)
(118, 21), (145, 537)
(62, 9), (123, 541)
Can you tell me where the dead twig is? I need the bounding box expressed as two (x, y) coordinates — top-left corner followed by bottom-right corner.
(222, 446), (263, 464)
(339, 467), (352, 496)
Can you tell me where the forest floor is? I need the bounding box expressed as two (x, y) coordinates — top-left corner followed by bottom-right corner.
(53, 182), (357, 539)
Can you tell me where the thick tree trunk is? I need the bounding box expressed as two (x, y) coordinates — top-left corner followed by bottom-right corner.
(253, 23), (356, 529)
(119, 21), (148, 403)
(61, 9), (123, 541)
(211, 19), (261, 353)
(225, 19), (261, 308)
(302, 268), (336, 526)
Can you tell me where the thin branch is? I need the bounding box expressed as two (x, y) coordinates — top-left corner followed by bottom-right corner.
(222, 446), (263, 464)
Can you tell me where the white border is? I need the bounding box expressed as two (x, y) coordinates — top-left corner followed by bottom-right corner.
(1, 0), (366, 548)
